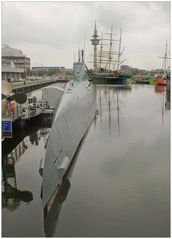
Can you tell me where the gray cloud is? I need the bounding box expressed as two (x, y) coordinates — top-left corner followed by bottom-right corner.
(2, 1), (171, 70)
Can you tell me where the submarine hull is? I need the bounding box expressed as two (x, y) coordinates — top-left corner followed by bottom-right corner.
(42, 81), (96, 207)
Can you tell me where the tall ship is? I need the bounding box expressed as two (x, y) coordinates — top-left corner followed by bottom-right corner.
(42, 51), (96, 210)
(91, 24), (131, 85)
(155, 41), (170, 86)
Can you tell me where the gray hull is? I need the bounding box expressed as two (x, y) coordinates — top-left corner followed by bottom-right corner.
(42, 80), (96, 207)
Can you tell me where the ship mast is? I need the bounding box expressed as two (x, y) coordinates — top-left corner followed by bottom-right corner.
(104, 25), (116, 72)
(163, 40), (168, 74)
(117, 26), (122, 71)
(96, 24), (126, 73)
(108, 25), (113, 71)
(99, 32), (104, 70)
(158, 41), (170, 75)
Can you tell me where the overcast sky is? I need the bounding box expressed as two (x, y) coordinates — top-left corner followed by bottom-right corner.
(2, 1), (171, 70)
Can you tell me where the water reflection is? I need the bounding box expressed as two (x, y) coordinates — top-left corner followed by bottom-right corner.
(2, 117), (52, 212)
(43, 126), (89, 237)
(154, 84), (170, 110)
(154, 84), (166, 93)
(2, 159), (33, 212)
(154, 85), (170, 126)
(96, 85), (131, 135)
(2, 84), (170, 237)
(44, 179), (71, 237)
(2, 148), (33, 212)
(165, 86), (170, 111)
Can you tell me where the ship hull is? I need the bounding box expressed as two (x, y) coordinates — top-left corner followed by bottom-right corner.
(93, 75), (127, 85)
(155, 76), (167, 86)
(42, 81), (96, 207)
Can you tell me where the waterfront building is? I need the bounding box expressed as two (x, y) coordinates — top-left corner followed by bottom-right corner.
(31, 66), (66, 80)
(121, 65), (131, 72)
(2, 58), (24, 82)
(65, 68), (74, 80)
(2, 44), (31, 75)
(120, 65), (132, 78)
(149, 68), (164, 76)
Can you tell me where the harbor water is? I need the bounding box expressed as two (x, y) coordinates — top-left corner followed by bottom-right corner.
(2, 84), (170, 237)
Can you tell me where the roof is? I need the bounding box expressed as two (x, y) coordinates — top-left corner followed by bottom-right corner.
(2, 45), (26, 57)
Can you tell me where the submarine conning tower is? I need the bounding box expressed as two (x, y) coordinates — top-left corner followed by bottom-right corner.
(73, 49), (86, 81)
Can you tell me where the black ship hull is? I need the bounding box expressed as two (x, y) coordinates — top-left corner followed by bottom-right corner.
(93, 75), (128, 85)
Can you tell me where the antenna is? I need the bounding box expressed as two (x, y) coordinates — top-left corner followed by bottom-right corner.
(81, 49), (84, 63)
(73, 42), (76, 62)
(84, 32), (86, 53)
(78, 48), (81, 62)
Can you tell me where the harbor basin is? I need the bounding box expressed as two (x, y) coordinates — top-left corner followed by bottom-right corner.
(2, 84), (170, 237)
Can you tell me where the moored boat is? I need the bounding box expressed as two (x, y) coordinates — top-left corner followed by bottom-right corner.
(42, 52), (96, 209)
(155, 75), (167, 86)
(93, 72), (128, 85)
(155, 41), (170, 86)
(91, 24), (129, 85)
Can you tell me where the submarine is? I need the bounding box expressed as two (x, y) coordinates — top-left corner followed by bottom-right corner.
(42, 50), (96, 209)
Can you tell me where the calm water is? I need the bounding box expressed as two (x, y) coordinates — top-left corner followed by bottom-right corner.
(2, 84), (170, 237)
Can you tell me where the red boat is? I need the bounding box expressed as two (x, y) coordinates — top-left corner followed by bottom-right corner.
(155, 75), (167, 85)
(155, 41), (170, 86)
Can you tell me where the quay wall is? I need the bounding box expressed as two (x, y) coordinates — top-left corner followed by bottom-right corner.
(12, 79), (68, 93)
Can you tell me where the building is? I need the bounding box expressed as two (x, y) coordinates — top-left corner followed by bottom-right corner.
(2, 57), (24, 82)
(2, 44), (31, 74)
(65, 68), (74, 80)
(120, 65), (131, 72)
(31, 66), (66, 80)
(149, 68), (164, 76)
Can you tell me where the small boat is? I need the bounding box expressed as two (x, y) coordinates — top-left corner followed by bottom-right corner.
(155, 41), (170, 86)
(42, 51), (96, 209)
(155, 75), (167, 86)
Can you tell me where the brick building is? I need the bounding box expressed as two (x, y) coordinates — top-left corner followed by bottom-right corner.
(31, 66), (66, 80)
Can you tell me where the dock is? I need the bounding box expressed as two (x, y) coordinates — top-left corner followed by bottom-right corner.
(2, 78), (67, 127)
(2, 79), (65, 132)
(12, 79), (68, 93)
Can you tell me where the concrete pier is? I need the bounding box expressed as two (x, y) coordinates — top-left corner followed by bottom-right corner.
(12, 79), (68, 94)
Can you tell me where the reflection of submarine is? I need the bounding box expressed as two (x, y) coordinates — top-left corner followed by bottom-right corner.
(42, 51), (96, 209)
(44, 179), (70, 236)
(43, 125), (88, 237)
